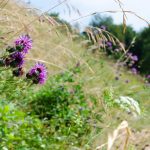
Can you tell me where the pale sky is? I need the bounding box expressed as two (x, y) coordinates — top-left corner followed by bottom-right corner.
(24, 0), (150, 31)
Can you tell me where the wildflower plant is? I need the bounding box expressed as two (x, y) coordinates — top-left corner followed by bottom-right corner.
(115, 96), (141, 115)
(146, 74), (150, 83)
(14, 35), (32, 53)
(29, 70), (91, 146)
(26, 63), (47, 84)
(103, 88), (141, 116)
(8, 52), (24, 68)
(0, 35), (47, 85)
(103, 88), (117, 108)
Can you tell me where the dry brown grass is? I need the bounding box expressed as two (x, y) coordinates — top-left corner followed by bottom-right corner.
(0, 0), (88, 74)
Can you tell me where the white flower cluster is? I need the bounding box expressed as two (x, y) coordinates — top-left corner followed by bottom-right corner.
(115, 96), (141, 115)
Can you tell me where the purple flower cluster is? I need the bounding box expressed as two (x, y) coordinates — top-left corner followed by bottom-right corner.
(125, 52), (139, 74)
(99, 27), (122, 56)
(147, 75), (150, 79)
(1, 35), (32, 77)
(0, 34), (47, 84)
(131, 67), (138, 75)
(146, 74), (150, 83)
(26, 63), (47, 84)
(100, 25), (107, 30)
(132, 55), (138, 61)
(4, 35), (32, 68)
(9, 52), (24, 68)
(127, 53), (138, 62)
(15, 35), (32, 53)
(106, 41), (113, 49)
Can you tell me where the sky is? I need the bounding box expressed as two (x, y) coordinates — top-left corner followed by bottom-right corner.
(23, 0), (150, 31)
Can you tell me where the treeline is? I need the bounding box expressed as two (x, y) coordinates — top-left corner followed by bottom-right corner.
(89, 14), (150, 75)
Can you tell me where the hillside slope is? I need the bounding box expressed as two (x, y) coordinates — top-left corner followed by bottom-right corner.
(0, 1), (150, 149)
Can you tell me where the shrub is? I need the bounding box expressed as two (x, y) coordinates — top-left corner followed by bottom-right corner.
(0, 100), (46, 149)
(29, 69), (91, 146)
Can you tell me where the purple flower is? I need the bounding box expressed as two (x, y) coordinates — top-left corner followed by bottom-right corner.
(100, 25), (106, 30)
(107, 41), (112, 47)
(147, 75), (150, 79)
(27, 63), (47, 84)
(127, 52), (132, 59)
(127, 53), (138, 61)
(132, 55), (138, 61)
(106, 41), (113, 49)
(15, 35), (32, 53)
(6, 52), (24, 67)
(131, 68), (137, 74)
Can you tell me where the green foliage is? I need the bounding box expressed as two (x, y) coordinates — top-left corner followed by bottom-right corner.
(110, 25), (136, 48)
(103, 88), (116, 108)
(134, 27), (150, 74)
(0, 100), (45, 149)
(90, 14), (113, 28)
(0, 69), (32, 102)
(0, 68), (92, 149)
(29, 69), (91, 146)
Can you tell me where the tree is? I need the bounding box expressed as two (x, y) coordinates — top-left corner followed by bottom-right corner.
(134, 27), (150, 74)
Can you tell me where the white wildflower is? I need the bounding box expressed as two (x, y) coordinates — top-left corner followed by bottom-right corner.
(115, 96), (141, 115)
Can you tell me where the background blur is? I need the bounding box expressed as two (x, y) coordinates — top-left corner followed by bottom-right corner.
(23, 0), (150, 31)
